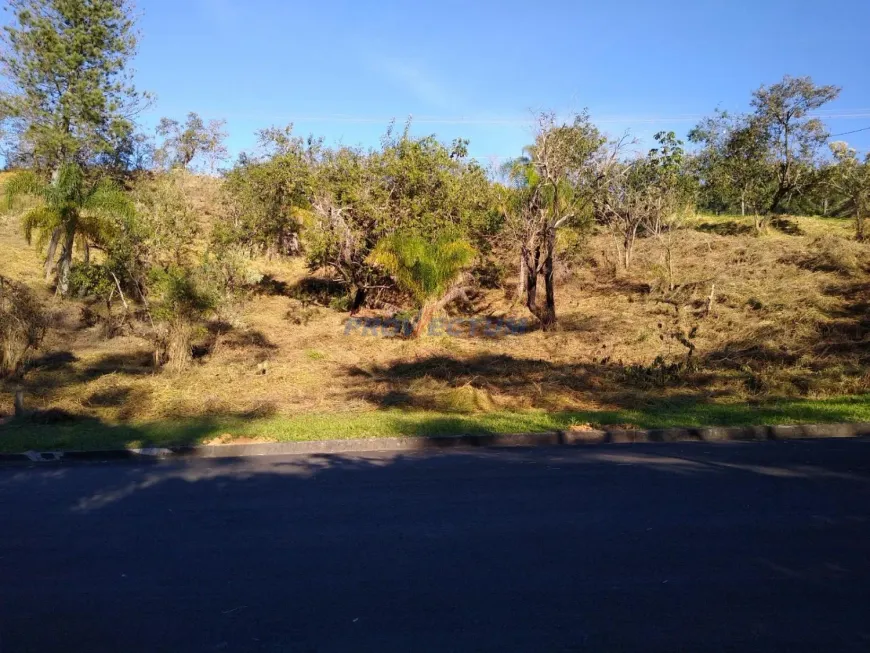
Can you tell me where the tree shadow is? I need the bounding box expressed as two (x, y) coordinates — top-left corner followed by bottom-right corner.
(343, 353), (729, 413)
(0, 403), (278, 452)
(695, 220), (754, 236)
(770, 216), (804, 236)
(26, 350), (78, 372)
(256, 273), (345, 307)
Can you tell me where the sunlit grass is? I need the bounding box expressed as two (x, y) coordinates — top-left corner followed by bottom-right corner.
(1, 394), (868, 453)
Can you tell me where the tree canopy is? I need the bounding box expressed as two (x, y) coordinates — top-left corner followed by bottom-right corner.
(0, 0), (149, 172)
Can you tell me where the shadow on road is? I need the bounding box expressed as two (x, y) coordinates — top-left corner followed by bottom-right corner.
(1, 438), (869, 652)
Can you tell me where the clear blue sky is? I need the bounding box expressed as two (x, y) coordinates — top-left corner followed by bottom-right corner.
(133, 0), (870, 161)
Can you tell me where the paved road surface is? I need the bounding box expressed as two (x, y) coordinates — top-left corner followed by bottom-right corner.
(2, 439), (870, 652)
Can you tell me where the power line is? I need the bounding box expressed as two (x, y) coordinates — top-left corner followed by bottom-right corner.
(153, 110), (870, 127)
(829, 126), (870, 138)
(277, 111), (870, 126)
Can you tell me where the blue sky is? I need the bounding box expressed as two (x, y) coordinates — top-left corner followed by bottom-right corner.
(130, 0), (870, 161)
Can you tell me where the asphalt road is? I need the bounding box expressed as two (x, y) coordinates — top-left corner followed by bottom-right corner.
(1, 439), (870, 652)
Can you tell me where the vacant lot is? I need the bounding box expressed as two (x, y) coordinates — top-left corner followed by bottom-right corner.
(2, 175), (868, 452)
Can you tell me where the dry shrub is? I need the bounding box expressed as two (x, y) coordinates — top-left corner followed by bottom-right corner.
(152, 318), (193, 373)
(0, 275), (47, 378)
(165, 318), (193, 373)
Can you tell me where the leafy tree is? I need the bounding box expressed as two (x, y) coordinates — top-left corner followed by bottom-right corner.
(824, 142), (870, 241)
(368, 231), (476, 337)
(147, 265), (218, 371)
(0, 0), (150, 172)
(689, 110), (775, 223)
(750, 75), (840, 213)
(501, 112), (609, 329)
(5, 163), (133, 294)
(155, 112), (228, 172)
(306, 124), (494, 312)
(219, 125), (319, 257)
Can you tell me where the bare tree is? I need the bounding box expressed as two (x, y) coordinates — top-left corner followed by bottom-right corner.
(594, 160), (642, 270)
(594, 132), (692, 280)
(155, 112), (228, 172)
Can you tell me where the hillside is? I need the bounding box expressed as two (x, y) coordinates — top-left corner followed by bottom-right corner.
(2, 173), (868, 449)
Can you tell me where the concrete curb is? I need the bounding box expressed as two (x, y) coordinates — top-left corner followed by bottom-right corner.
(1, 421), (870, 465)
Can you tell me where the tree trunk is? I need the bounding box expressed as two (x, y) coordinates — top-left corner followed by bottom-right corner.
(622, 222), (640, 270)
(524, 245), (539, 319)
(517, 255), (527, 301)
(857, 214), (866, 243)
(349, 287), (366, 315)
(55, 229), (75, 296)
(410, 282), (468, 338)
(741, 196), (746, 217)
(165, 318), (193, 372)
(540, 243), (557, 330)
(43, 227), (62, 281)
(411, 300), (439, 338)
(523, 238), (557, 330)
(769, 187), (786, 215)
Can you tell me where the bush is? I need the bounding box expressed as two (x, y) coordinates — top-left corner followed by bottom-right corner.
(68, 262), (114, 299)
(149, 266), (219, 372)
(0, 276), (47, 378)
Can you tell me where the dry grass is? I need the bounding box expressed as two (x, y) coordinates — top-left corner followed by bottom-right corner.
(1, 190), (869, 431)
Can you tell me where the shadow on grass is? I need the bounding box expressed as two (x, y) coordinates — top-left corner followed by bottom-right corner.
(256, 273), (345, 307)
(695, 221), (754, 236)
(2, 393), (870, 454)
(0, 405), (279, 453)
(344, 353), (725, 411)
(770, 216), (804, 236)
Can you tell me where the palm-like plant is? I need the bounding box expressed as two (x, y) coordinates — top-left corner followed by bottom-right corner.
(5, 164), (134, 295)
(369, 231), (476, 337)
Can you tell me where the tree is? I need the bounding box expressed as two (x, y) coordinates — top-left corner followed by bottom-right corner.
(824, 142), (870, 241)
(219, 125), (319, 257)
(368, 232), (476, 337)
(147, 265), (218, 371)
(593, 132), (694, 276)
(0, 0), (150, 172)
(689, 110), (775, 222)
(501, 112), (609, 330)
(594, 132), (693, 274)
(689, 112), (776, 231)
(750, 75), (840, 213)
(78, 169), (226, 370)
(637, 132), (696, 289)
(155, 112), (228, 172)
(5, 163), (134, 294)
(306, 124), (494, 313)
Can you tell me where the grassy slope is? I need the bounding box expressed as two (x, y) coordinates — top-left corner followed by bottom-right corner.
(2, 172), (869, 452)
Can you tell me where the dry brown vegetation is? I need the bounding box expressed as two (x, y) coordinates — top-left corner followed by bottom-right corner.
(2, 170), (868, 425)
